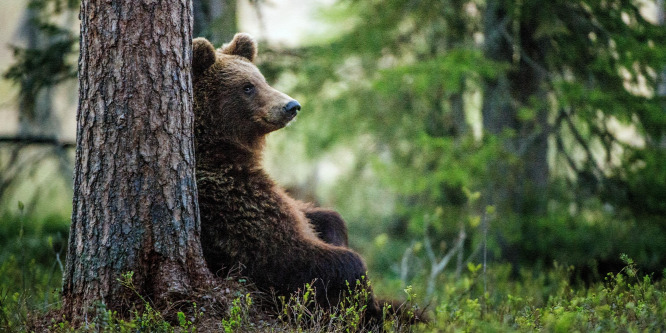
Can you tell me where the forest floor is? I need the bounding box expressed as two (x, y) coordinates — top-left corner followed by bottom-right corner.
(1, 212), (665, 332)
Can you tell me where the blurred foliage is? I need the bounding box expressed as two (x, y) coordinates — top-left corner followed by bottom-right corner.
(0, 0), (78, 217)
(193, 0), (238, 46)
(9, 0), (664, 281)
(3, 0), (78, 120)
(261, 0), (666, 282)
(1, 0), (666, 330)
(0, 204), (68, 332)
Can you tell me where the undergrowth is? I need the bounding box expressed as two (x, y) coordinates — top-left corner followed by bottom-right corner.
(2, 256), (664, 332)
(1, 210), (665, 332)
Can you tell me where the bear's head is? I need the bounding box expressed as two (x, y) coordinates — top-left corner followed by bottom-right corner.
(192, 33), (300, 161)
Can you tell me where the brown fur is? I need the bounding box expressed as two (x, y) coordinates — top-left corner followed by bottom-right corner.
(302, 205), (349, 247)
(193, 33), (382, 326)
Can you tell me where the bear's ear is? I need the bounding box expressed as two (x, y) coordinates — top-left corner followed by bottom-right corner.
(193, 37), (216, 74)
(221, 33), (257, 63)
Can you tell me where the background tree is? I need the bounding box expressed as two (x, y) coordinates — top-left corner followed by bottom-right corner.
(61, 0), (211, 320)
(0, 0), (236, 212)
(263, 0), (666, 282)
(1, 0), (78, 212)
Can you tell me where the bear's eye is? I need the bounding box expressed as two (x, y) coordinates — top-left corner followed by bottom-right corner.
(243, 84), (255, 95)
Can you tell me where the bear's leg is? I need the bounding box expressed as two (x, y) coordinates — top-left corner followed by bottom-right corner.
(311, 248), (382, 328)
(304, 208), (349, 247)
(256, 246), (382, 328)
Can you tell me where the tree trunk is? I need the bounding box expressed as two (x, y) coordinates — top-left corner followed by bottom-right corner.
(482, 0), (550, 214)
(193, 0), (237, 45)
(658, 0), (666, 98)
(62, 0), (212, 321)
(481, 0), (517, 212)
(508, 8), (550, 214)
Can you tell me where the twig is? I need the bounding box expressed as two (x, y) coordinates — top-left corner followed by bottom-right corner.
(497, 25), (551, 79)
(400, 242), (415, 286)
(560, 109), (605, 177)
(555, 135), (580, 174)
(463, 239), (484, 265)
(482, 213), (488, 295)
(0, 146), (59, 202)
(424, 218), (466, 299)
(0, 135), (75, 148)
(455, 225), (464, 279)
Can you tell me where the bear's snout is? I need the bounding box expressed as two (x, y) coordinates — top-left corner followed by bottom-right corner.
(283, 100), (301, 118)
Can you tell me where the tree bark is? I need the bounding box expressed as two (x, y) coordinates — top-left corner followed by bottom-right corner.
(481, 0), (549, 214)
(481, 0), (517, 212)
(62, 0), (211, 321)
(512, 15), (549, 215)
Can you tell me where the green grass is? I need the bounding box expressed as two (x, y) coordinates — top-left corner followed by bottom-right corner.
(430, 258), (666, 332)
(1, 211), (665, 332)
(0, 206), (67, 332)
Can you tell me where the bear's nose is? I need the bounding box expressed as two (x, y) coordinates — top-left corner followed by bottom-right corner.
(283, 100), (301, 117)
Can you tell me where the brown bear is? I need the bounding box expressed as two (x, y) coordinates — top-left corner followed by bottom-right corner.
(192, 33), (382, 324)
